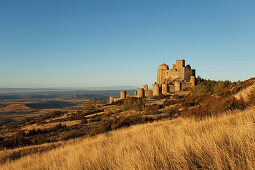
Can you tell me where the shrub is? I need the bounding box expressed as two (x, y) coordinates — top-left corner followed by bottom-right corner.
(167, 107), (179, 119)
(190, 84), (211, 96)
(181, 107), (196, 117)
(111, 114), (145, 130)
(172, 94), (181, 100)
(180, 95), (202, 107)
(61, 130), (86, 140)
(151, 94), (165, 100)
(1, 131), (31, 148)
(190, 78), (219, 96)
(121, 98), (145, 112)
(184, 97), (248, 118)
(81, 118), (88, 125)
(163, 99), (178, 106)
(89, 120), (113, 136)
(144, 104), (163, 114)
(207, 97), (247, 116)
(90, 114), (153, 136)
(89, 114), (102, 122)
(213, 80), (232, 96)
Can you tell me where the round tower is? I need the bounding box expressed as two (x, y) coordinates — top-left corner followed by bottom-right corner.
(137, 88), (144, 98)
(152, 84), (160, 96)
(143, 84), (148, 91)
(109, 97), (115, 104)
(134, 91), (137, 97)
(190, 76), (196, 87)
(157, 63), (169, 84)
(120, 91), (127, 99)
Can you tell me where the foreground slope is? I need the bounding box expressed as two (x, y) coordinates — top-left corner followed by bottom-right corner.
(2, 107), (255, 170)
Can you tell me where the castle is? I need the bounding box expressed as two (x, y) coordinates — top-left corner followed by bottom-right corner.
(109, 59), (196, 104)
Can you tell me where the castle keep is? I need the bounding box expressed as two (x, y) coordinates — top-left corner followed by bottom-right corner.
(109, 59), (196, 103)
(156, 60), (196, 92)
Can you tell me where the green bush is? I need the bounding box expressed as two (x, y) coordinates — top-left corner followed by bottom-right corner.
(190, 84), (212, 96)
(213, 80), (232, 96)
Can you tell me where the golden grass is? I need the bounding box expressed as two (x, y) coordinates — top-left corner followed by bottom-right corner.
(234, 83), (255, 101)
(21, 120), (81, 131)
(1, 107), (255, 170)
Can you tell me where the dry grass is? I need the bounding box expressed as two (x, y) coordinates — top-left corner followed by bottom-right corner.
(1, 107), (255, 170)
(234, 83), (255, 101)
(21, 120), (81, 131)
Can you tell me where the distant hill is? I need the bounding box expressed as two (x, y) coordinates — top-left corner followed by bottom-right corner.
(85, 86), (137, 90)
(0, 89), (136, 100)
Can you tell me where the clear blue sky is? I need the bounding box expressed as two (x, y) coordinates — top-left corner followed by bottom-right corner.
(0, 0), (254, 88)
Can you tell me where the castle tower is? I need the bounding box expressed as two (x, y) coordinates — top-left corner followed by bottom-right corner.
(176, 60), (185, 70)
(162, 83), (168, 94)
(191, 69), (196, 76)
(190, 76), (196, 87)
(137, 88), (144, 98)
(174, 81), (181, 92)
(145, 90), (153, 98)
(157, 63), (169, 84)
(109, 97), (115, 104)
(152, 83), (160, 96)
(120, 91), (127, 99)
(173, 64), (176, 70)
(134, 91), (137, 97)
(143, 84), (148, 91)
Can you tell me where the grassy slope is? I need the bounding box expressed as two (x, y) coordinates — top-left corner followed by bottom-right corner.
(1, 107), (255, 170)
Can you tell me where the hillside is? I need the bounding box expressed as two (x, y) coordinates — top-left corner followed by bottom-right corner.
(0, 78), (254, 149)
(0, 77), (255, 169)
(1, 107), (255, 169)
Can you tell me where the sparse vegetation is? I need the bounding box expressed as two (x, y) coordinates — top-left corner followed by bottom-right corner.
(121, 97), (145, 112)
(1, 107), (255, 169)
(1, 77), (255, 169)
(190, 77), (233, 96)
